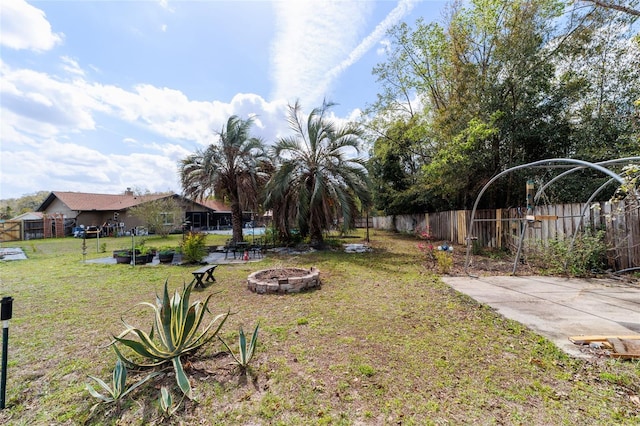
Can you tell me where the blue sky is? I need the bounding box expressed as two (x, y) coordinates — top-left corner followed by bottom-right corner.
(1, 0), (448, 200)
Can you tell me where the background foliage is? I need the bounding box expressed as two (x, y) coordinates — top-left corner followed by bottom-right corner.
(364, 0), (639, 214)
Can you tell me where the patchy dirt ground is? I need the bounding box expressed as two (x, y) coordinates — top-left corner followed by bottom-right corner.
(429, 242), (639, 284)
(4, 234), (640, 425)
(252, 267), (311, 283)
(416, 242), (533, 277)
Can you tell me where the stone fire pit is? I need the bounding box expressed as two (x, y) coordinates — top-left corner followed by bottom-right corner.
(247, 267), (320, 294)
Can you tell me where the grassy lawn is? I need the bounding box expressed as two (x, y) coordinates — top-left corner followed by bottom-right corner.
(0, 230), (639, 425)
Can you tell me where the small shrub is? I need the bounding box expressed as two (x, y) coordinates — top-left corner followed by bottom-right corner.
(527, 230), (607, 276)
(158, 245), (176, 254)
(471, 240), (484, 255)
(417, 242), (436, 265)
(434, 250), (453, 274)
(323, 238), (343, 249)
(263, 226), (278, 248)
(415, 226), (434, 241)
(180, 231), (207, 263)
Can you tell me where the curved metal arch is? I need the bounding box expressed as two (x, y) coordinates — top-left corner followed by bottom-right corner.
(534, 157), (640, 204)
(464, 158), (625, 275)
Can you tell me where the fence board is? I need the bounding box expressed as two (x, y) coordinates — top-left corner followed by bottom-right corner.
(0, 221), (22, 242)
(374, 200), (639, 271)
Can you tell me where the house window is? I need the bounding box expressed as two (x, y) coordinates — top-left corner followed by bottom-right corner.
(159, 212), (174, 226)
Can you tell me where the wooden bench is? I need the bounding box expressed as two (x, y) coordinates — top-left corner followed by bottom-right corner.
(191, 264), (218, 288)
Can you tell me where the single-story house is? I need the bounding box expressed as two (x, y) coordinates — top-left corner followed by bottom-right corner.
(35, 189), (232, 237)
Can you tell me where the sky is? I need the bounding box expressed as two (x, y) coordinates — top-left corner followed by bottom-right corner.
(0, 0), (449, 200)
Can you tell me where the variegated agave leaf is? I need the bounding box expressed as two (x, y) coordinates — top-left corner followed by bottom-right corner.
(111, 279), (230, 399)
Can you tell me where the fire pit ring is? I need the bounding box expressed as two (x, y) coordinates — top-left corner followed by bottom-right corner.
(247, 267), (320, 294)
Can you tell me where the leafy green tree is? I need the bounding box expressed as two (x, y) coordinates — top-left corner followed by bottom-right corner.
(367, 0), (638, 210)
(367, 0), (567, 209)
(128, 194), (182, 237)
(0, 191), (50, 217)
(558, 5), (640, 159)
(368, 118), (441, 214)
(265, 101), (371, 248)
(179, 116), (270, 243)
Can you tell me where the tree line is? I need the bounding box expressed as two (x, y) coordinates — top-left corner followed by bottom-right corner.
(363, 0), (639, 214)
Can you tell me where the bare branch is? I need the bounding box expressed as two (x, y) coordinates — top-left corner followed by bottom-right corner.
(580, 0), (640, 16)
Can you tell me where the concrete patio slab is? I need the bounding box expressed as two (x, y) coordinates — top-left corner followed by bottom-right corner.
(0, 247), (27, 261)
(85, 250), (265, 265)
(442, 275), (640, 358)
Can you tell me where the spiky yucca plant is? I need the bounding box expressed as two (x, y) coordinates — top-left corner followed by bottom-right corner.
(112, 280), (229, 399)
(86, 358), (158, 410)
(220, 323), (259, 370)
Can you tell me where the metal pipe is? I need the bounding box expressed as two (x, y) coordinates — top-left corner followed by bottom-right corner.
(1, 296), (13, 410)
(1, 324), (7, 409)
(564, 178), (615, 273)
(464, 158), (625, 275)
(534, 157), (639, 204)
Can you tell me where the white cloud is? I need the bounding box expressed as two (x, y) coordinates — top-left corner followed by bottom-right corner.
(0, 61), (294, 198)
(0, 139), (186, 198)
(2, 57), (292, 150)
(270, 0), (418, 108)
(157, 0), (174, 13)
(0, 64), (99, 138)
(60, 56), (85, 76)
(377, 39), (392, 56)
(326, 1), (418, 77)
(270, 1), (372, 106)
(0, 0), (63, 51)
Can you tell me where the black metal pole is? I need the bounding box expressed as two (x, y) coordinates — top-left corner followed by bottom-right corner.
(1, 296), (13, 410)
(365, 210), (370, 243)
(1, 325), (8, 409)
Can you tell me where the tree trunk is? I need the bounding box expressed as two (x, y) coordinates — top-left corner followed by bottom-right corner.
(230, 199), (244, 243)
(309, 223), (324, 249)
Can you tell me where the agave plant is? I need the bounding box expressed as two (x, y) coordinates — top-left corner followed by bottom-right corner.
(112, 280), (229, 399)
(159, 386), (181, 417)
(220, 323), (259, 370)
(86, 358), (158, 409)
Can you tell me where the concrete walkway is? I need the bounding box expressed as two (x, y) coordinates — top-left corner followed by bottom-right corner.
(442, 275), (640, 358)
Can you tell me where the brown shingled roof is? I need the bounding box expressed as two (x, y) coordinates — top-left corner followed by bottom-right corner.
(48, 191), (170, 211)
(196, 198), (232, 212)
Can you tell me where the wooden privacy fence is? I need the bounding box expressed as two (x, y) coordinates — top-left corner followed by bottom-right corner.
(372, 201), (639, 271)
(0, 220), (22, 242)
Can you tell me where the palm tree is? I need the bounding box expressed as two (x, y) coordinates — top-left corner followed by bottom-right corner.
(265, 100), (371, 248)
(179, 116), (270, 243)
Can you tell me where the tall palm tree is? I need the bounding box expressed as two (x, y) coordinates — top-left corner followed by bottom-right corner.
(179, 115), (270, 243)
(265, 100), (371, 248)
